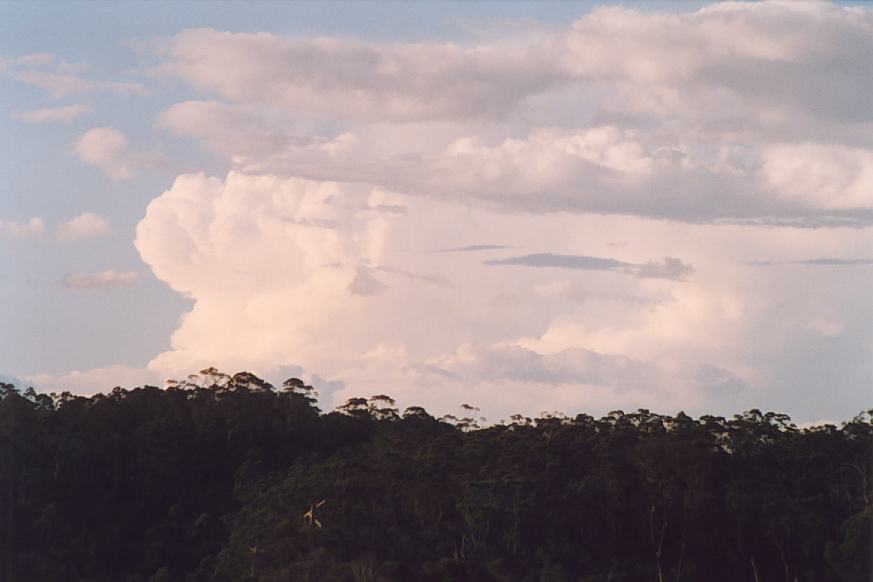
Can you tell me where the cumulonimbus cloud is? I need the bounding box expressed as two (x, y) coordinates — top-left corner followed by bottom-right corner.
(130, 170), (873, 420)
(119, 2), (873, 421)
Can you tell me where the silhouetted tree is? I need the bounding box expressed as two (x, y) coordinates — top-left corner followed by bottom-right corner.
(0, 372), (869, 581)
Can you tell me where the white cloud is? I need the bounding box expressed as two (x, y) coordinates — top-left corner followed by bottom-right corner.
(149, 4), (873, 226)
(133, 171), (873, 420)
(13, 104), (90, 124)
(56, 212), (112, 241)
(283, 124), (873, 225)
(761, 143), (873, 210)
(154, 3), (873, 132)
(154, 29), (558, 123)
(74, 127), (134, 179)
(0, 217), (45, 239)
(61, 269), (139, 290)
(157, 100), (304, 164)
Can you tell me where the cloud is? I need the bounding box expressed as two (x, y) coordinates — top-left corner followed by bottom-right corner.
(147, 3), (873, 227)
(561, 4), (873, 129)
(486, 253), (626, 271)
(761, 144), (873, 210)
(121, 3), (873, 421)
(747, 258), (873, 267)
(347, 267), (386, 296)
(14, 70), (146, 99)
(432, 244), (512, 253)
(795, 258), (873, 266)
(372, 265), (449, 288)
(427, 343), (656, 388)
(157, 100), (301, 163)
(13, 53), (88, 73)
(74, 128), (134, 179)
(486, 252), (693, 281)
(186, 121), (873, 227)
(15, 53), (57, 67)
(632, 257), (695, 280)
(61, 269), (139, 290)
(0, 374), (30, 390)
(0, 217), (44, 239)
(138, 171), (873, 419)
(154, 4), (873, 130)
(56, 212), (112, 241)
(423, 343), (746, 410)
(13, 104), (90, 124)
(27, 365), (161, 395)
(134, 172), (850, 418)
(154, 29), (559, 123)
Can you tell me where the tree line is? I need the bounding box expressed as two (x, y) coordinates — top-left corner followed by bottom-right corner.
(0, 369), (870, 581)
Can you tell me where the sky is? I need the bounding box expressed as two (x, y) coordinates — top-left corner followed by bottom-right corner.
(1, 0), (871, 423)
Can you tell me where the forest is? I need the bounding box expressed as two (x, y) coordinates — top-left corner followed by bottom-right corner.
(0, 369), (870, 582)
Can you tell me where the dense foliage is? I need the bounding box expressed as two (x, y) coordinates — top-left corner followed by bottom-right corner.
(0, 370), (870, 581)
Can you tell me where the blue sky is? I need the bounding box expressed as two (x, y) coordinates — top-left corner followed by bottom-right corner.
(1, 1), (871, 423)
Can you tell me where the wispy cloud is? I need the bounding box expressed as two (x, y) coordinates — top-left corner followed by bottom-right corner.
(486, 253), (624, 271)
(15, 53), (57, 67)
(795, 258), (873, 266)
(485, 253), (694, 281)
(13, 104), (90, 124)
(431, 244), (512, 253)
(633, 257), (695, 280)
(62, 269), (139, 290)
(13, 53), (88, 73)
(15, 70), (146, 99)
(746, 258), (873, 267)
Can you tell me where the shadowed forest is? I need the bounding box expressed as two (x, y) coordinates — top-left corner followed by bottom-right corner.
(0, 369), (870, 582)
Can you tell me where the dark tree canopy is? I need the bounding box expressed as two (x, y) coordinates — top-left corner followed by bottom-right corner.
(0, 371), (870, 581)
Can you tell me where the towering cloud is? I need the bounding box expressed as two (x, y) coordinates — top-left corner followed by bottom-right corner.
(123, 2), (873, 420)
(133, 170), (873, 420)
